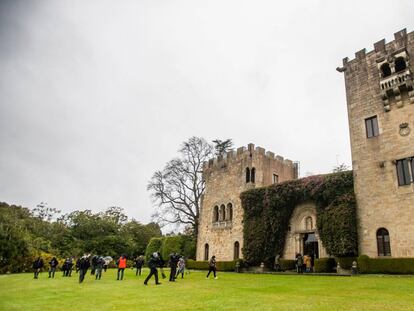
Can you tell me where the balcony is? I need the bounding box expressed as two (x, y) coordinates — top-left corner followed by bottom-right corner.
(212, 221), (233, 230)
(380, 68), (414, 111)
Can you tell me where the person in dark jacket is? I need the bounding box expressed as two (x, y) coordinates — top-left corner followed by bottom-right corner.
(134, 255), (145, 276)
(206, 255), (217, 279)
(144, 252), (162, 285)
(296, 253), (304, 274)
(33, 257), (44, 279)
(95, 256), (105, 280)
(168, 252), (179, 282)
(90, 255), (98, 275)
(48, 257), (58, 278)
(78, 254), (91, 283)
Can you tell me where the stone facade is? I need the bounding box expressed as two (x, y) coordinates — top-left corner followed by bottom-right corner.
(340, 29), (414, 257)
(196, 143), (298, 261)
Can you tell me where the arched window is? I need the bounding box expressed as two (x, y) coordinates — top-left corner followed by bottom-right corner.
(377, 228), (391, 257)
(213, 206), (219, 222)
(204, 243), (209, 261)
(219, 204), (226, 221)
(380, 63), (391, 78)
(251, 168), (256, 183)
(305, 216), (313, 230)
(245, 168), (250, 183)
(226, 203), (233, 221)
(234, 241), (240, 260)
(395, 57), (406, 73)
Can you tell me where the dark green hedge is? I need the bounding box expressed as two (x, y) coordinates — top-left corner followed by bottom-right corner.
(336, 256), (357, 269)
(241, 171), (357, 266)
(186, 260), (236, 271)
(145, 237), (164, 262)
(357, 255), (414, 274)
(145, 235), (196, 263)
(314, 258), (336, 273)
(279, 259), (295, 271)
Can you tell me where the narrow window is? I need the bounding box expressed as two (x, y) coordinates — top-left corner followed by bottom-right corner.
(305, 216), (313, 230)
(204, 243), (209, 261)
(219, 204), (226, 221)
(213, 206), (219, 222)
(226, 203), (233, 221)
(365, 116), (379, 138)
(380, 63), (391, 78)
(396, 158), (411, 186)
(395, 57), (406, 73)
(251, 168), (256, 183)
(245, 168), (250, 183)
(273, 174), (279, 184)
(377, 228), (391, 256)
(234, 241), (240, 260)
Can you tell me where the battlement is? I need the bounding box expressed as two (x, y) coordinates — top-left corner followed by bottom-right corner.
(337, 28), (414, 69)
(203, 143), (295, 171)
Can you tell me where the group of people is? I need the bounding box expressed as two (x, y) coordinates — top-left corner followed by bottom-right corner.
(295, 253), (314, 273)
(32, 252), (208, 286)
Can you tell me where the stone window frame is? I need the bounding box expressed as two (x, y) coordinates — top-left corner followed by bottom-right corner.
(395, 157), (413, 186)
(365, 115), (379, 138)
(234, 241), (240, 260)
(376, 228), (391, 257)
(212, 201), (234, 224)
(204, 243), (209, 261)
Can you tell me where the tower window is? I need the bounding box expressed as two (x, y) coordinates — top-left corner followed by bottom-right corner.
(245, 168), (250, 183)
(204, 243), (209, 261)
(394, 57), (407, 73)
(365, 116), (379, 138)
(234, 241), (240, 260)
(380, 63), (391, 78)
(376, 228), (391, 257)
(226, 203), (233, 221)
(273, 174), (279, 184)
(213, 206), (219, 222)
(396, 158), (412, 186)
(251, 168), (256, 183)
(219, 204), (226, 221)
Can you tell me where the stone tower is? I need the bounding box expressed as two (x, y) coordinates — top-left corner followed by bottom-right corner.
(339, 29), (414, 257)
(196, 143), (298, 261)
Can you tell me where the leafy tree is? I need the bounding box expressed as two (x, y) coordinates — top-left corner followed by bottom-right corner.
(147, 137), (213, 238)
(212, 139), (234, 157)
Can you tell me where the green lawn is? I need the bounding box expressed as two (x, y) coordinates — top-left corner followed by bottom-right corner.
(1, 269), (414, 311)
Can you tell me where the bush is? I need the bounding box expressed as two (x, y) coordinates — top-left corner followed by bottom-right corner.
(279, 259), (295, 271)
(336, 257), (356, 269)
(186, 260), (236, 271)
(357, 255), (414, 274)
(314, 258), (336, 273)
(161, 236), (183, 260)
(145, 237), (164, 262)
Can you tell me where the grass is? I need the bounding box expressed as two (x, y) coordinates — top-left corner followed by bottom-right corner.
(1, 269), (414, 311)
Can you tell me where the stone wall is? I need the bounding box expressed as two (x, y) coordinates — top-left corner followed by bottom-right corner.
(341, 29), (414, 257)
(196, 143), (297, 261)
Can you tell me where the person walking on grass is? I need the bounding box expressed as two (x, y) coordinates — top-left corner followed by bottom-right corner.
(33, 257), (44, 279)
(79, 254), (91, 283)
(176, 256), (185, 279)
(117, 255), (127, 280)
(206, 255), (218, 279)
(168, 252), (179, 282)
(134, 255), (144, 276)
(95, 256), (105, 280)
(144, 252), (162, 285)
(48, 257), (58, 278)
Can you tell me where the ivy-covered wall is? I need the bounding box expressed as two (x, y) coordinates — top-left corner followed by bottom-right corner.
(240, 171), (358, 266)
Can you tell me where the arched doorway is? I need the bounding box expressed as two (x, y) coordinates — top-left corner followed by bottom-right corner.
(234, 241), (240, 260)
(303, 233), (319, 259)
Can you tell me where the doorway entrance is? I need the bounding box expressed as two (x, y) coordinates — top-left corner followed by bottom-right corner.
(303, 233), (319, 259)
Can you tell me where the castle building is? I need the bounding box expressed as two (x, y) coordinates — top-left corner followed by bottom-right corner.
(339, 29), (414, 258)
(196, 144), (298, 261)
(197, 29), (414, 262)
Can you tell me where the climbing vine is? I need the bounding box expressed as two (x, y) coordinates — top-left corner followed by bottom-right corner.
(240, 171), (357, 266)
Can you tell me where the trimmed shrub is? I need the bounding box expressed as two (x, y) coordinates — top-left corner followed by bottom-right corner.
(241, 171), (357, 266)
(186, 260), (236, 271)
(161, 236), (183, 260)
(357, 255), (414, 274)
(279, 259), (295, 271)
(314, 258), (336, 273)
(336, 257), (356, 269)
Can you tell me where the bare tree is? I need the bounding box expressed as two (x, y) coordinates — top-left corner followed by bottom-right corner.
(147, 137), (213, 238)
(212, 139), (233, 157)
(332, 163), (350, 173)
(32, 202), (61, 222)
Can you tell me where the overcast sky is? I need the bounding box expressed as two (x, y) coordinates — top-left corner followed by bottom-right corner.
(1, 0), (413, 224)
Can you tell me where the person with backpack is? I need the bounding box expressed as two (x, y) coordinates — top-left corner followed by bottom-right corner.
(144, 252), (162, 285)
(48, 257), (58, 278)
(206, 255), (218, 279)
(33, 257), (44, 279)
(116, 255), (127, 280)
